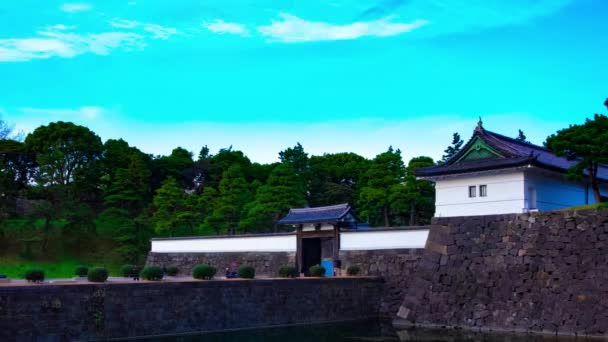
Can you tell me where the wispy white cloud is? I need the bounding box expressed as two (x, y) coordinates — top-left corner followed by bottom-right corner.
(142, 24), (179, 40)
(109, 19), (179, 40)
(109, 19), (139, 29)
(60, 3), (92, 13)
(47, 24), (75, 31)
(204, 20), (249, 36)
(19, 106), (106, 120)
(258, 14), (428, 42)
(0, 26), (144, 62)
(0, 20), (179, 62)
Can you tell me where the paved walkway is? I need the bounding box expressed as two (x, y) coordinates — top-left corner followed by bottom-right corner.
(0, 275), (364, 286)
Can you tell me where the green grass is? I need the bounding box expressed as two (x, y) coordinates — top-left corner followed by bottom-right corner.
(559, 202), (608, 212)
(0, 256), (122, 280)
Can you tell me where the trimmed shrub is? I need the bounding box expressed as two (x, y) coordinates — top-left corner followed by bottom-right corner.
(238, 265), (255, 279)
(278, 265), (297, 278)
(140, 266), (164, 281)
(87, 267), (109, 282)
(25, 269), (45, 283)
(74, 265), (88, 277)
(346, 265), (361, 276)
(192, 264), (217, 280)
(309, 265), (326, 277)
(120, 264), (141, 278)
(165, 266), (179, 276)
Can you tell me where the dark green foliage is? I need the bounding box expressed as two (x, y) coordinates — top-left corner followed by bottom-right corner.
(546, 112), (608, 203)
(24, 121), (103, 188)
(346, 265), (361, 276)
(309, 265), (326, 277)
(165, 266), (178, 276)
(25, 269), (45, 283)
(202, 165), (251, 235)
(192, 264), (217, 280)
(358, 147), (406, 227)
(87, 267), (109, 282)
(278, 265), (298, 278)
(279, 143), (309, 177)
(515, 129), (528, 143)
(389, 156), (436, 226)
(309, 153), (368, 207)
(238, 265), (255, 279)
(140, 266), (164, 281)
(120, 264), (141, 277)
(240, 164), (307, 232)
(74, 265), (88, 277)
(442, 132), (464, 162)
(151, 177), (198, 237)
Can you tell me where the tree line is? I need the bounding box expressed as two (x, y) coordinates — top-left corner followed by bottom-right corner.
(1, 98), (605, 264)
(0, 120), (434, 263)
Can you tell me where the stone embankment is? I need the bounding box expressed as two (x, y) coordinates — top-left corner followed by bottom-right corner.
(341, 248), (424, 316)
(0, 277), (383, 340)
(399, 209), (608, 337)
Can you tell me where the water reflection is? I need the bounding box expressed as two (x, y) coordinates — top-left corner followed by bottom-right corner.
(134, 320), (587, 342)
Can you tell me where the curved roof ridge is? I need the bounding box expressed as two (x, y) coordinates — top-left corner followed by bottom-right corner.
(484, 129), (550, 152)
(289, 203), (349, 212)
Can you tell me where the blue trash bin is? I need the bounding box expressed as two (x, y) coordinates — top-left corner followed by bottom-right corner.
(321, 259), (334, 277)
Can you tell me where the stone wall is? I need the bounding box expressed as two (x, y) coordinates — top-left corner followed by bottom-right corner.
(340, 249), (424, 317)
(399, 209), (608, 337)
(146, 251), (295, 277)
(0, 278), (383, 341)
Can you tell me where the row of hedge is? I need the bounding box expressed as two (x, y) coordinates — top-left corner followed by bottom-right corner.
(25, 266), (110, 283)
(23, 264), (362, 283)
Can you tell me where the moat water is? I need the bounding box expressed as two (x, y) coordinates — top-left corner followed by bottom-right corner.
(132, 320), (581, 342)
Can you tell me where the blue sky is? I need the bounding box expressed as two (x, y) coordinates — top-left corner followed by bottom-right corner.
(1, 0), (607, 163)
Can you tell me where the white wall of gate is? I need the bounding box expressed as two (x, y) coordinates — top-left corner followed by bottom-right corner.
(151, 234), (297, 253)
(340, 229), (429, 250)
(150, 228), (430, 253)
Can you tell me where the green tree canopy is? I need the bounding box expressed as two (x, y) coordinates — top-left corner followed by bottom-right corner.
(309, 152), (368, 207)
(389, 156), (435, 226)
(150, 177), (197, 237)
(153, 147), (195, 190)
(240, 164), (307, 232)
(25, 121), (103, 188)
(0, 140), (34, 218)
(442, 133), (464, 162)
(546, 113), (608, 203)
(279, 143), (309, 176)
(202, 165), (251, 235)
(358, 147), (405, 226)
(515, 129), (528, 143)
(207, 147), (252, 188)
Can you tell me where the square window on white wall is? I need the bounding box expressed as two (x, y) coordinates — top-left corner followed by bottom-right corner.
(468, 186), (476, 198)
(480, 185), (487, 197)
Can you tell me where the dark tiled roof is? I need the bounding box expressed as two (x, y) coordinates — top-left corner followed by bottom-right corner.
(279, 203), (352, 224)
(416, 125), (608, 180)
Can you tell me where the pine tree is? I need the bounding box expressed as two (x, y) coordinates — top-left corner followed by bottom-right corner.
(203, 165), (251, 234)
(96, 154), (152, 262)
(150, 177), (195, 237)
(515, 129), (528, 143)
(358, 147), (405, 227)
(388, 156), (435, 226)
(240, 164), (307, 233)
(442, 133), (464, 162)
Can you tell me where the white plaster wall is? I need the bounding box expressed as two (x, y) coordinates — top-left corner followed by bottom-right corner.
(525, 170), (608, 210)
(151, 235), (296, 253)
(434, 171), (525, 217)
(340, 229), (429, 250)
